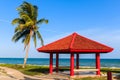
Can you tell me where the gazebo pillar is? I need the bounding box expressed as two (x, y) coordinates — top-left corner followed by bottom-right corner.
(96, 53), (100, 75)
(76, 54), (79, 69)
(70, 53), (74, 76)
(49, 53), (53, 74)
(56, 53), (59, 72)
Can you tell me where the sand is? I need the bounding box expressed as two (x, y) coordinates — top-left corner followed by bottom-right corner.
(0, 66), (41, 80)
(0, 66), (69, 80)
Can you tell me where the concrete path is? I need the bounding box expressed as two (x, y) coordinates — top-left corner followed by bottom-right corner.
(0, 66), (69, 80)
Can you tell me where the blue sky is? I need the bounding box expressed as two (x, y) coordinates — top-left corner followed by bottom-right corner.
(0, 0), (120, 58)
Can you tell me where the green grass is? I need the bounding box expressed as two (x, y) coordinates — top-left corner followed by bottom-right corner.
(0, 64), (49, 75)
(0, 64), (71, 75)
(101, 67), (120, 73)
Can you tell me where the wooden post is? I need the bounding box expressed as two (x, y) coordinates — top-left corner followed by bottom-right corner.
(70, 53), (74, 76)
(76, 54), (79, 69)
(96, 53), (100, 75)
(56, 53), (59, 72)
(49, 53), (53, 74)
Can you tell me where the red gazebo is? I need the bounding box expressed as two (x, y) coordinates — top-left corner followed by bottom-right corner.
(37, 32), (113, 76)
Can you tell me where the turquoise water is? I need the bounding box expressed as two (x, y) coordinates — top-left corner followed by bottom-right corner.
(0, 58), (119, 67)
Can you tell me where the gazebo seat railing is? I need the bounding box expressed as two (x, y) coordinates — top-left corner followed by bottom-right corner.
(74, 69), (98, 72)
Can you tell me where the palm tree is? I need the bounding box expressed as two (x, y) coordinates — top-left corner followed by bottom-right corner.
(12, 1), (48, 68)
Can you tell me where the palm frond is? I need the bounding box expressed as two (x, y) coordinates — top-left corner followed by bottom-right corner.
(14, 26), (21, 32)
(20, 13), (31, 21)
(22, 38), (27, 50)
(24, 34), (31, 45)
(14, 24), (24, 32)
(17, 1), (34, 18)
(37, 18), (48, 25)
(32, 5), (38, 20)
(12, 31), (22, 42)
(32, 32), (37, 47)
(36, 31), (44, 46)
(12, 18), (21, 25)
(22, 34), (30, 50)
(12, 29), (30, 42)
(17, 2), (29, 12)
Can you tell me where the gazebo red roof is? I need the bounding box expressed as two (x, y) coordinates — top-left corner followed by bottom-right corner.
(37, 32), (113, 53)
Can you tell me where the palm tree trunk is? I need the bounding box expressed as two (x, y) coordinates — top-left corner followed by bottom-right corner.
(22, 30), (33, 68)
(22, 42), (30, 68)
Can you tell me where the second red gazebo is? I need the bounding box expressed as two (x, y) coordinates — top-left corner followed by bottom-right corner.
(37, 32), (113, 76)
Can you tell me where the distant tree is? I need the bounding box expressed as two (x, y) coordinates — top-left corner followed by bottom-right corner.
(12, 1), (48, 68)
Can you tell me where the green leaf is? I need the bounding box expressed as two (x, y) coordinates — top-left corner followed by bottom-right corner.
(12, 18), (21, 25)
(37, 18), (48, 25)
(32, 32), (37, 47)
(36, 31), (44, 46)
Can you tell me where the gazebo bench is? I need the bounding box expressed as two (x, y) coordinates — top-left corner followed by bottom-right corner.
(74, 69), (98, 72)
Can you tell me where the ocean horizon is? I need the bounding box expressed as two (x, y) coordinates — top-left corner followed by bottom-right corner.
(0, 58), (119, 67)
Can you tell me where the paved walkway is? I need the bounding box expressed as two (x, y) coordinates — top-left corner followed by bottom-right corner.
(0, 66), (69, 80)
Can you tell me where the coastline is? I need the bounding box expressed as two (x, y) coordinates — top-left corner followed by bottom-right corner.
(0, 58), (120, 67)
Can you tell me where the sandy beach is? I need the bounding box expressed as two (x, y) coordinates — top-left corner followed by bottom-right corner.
(0, 66), (39, 80)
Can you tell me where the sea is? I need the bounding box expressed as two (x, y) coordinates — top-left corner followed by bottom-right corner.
(0, 58), (119, 67)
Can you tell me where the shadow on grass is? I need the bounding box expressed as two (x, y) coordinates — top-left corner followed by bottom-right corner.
(27, 67), (70, 73)
(26, 67), (49, 74)
(101, 68), (120, 73)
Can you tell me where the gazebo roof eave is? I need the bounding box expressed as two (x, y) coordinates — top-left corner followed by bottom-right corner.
(37, 49), (113, 53)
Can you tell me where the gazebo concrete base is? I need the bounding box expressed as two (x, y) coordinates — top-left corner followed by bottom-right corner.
(70, 75), (100, 78)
